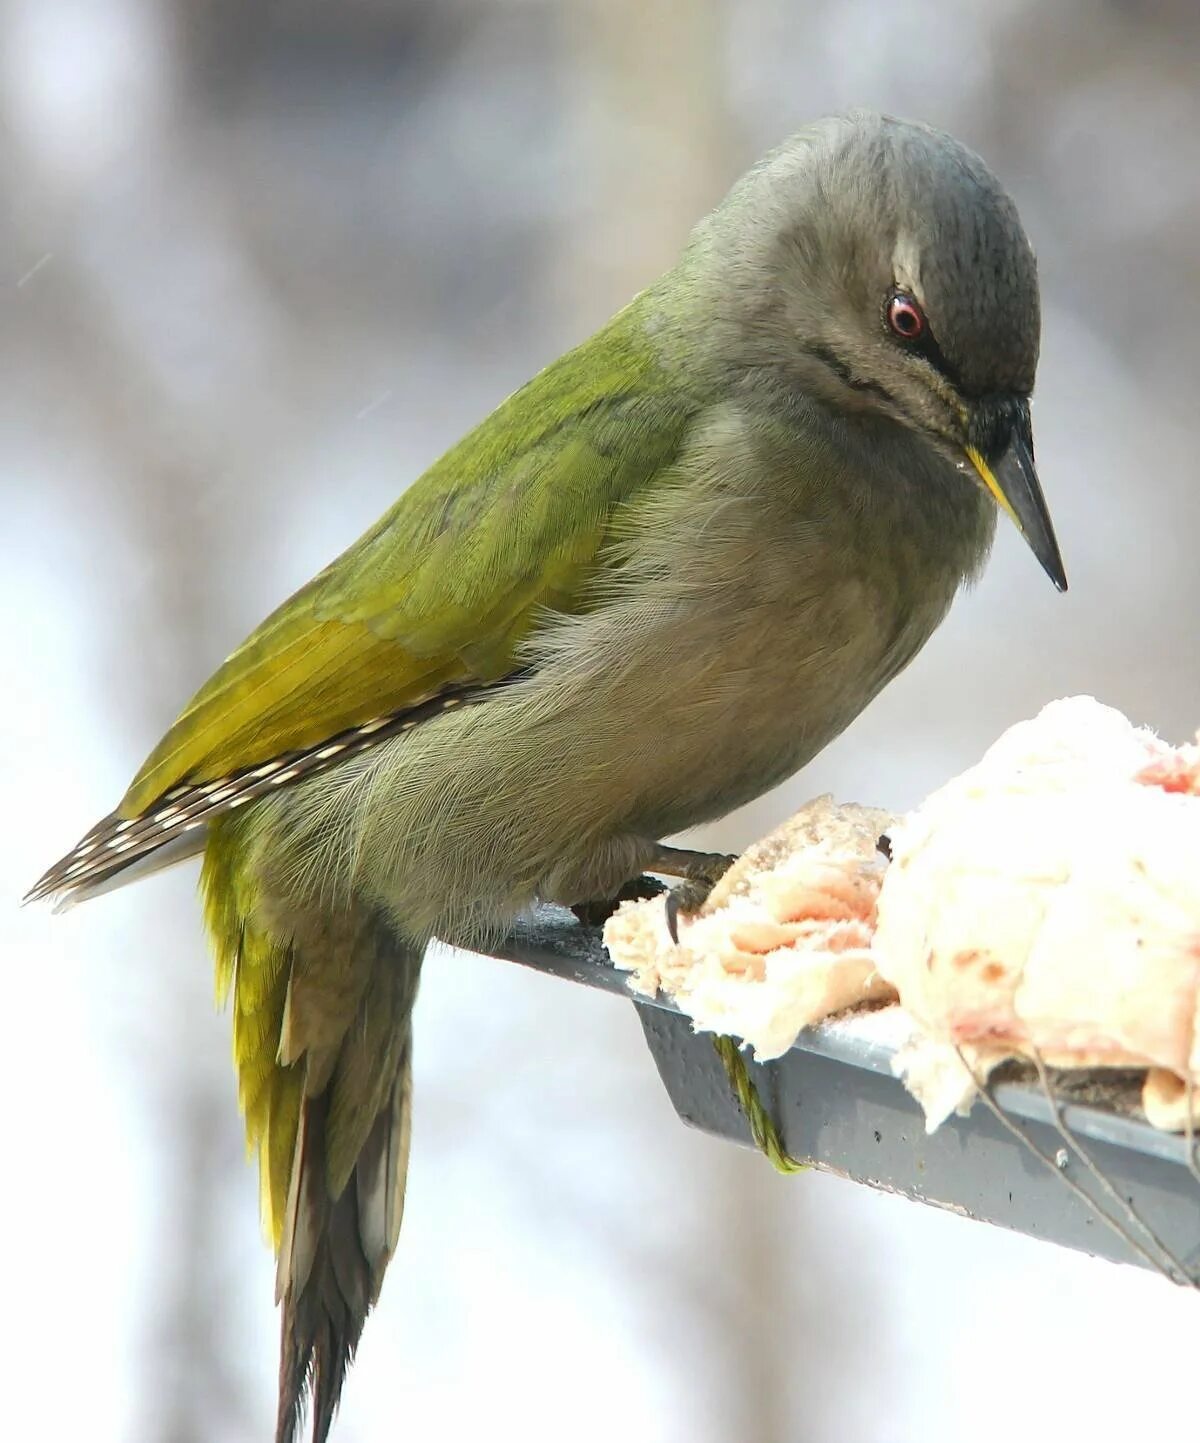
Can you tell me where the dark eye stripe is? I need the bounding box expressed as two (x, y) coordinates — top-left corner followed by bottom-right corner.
(910, 329), (967, 393)
(802, 342), (897, 408)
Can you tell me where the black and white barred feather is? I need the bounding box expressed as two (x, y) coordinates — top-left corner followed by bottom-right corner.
(27, 684), (492, 906)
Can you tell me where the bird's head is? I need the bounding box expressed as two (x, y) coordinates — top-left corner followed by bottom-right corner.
(694, 111), (1065, 590)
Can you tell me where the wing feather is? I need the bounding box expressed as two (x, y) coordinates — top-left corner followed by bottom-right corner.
(28, 305), (700, 903)
(120, 310), (695, 817)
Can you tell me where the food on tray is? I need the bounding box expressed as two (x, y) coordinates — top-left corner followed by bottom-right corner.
(603, 698), (1200, 1135)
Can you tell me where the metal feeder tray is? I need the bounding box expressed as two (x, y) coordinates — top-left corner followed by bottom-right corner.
(487, 905), (1200, 1281)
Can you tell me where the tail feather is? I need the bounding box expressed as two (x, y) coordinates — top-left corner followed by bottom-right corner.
(35, 739), (432, 1442)
(357, 1050), (413, 1268)
(276, 1047), (413, 1443)
(203, 817), (423, 1443)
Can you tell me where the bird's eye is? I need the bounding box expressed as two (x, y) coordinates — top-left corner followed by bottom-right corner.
(887, 292), (926, 341)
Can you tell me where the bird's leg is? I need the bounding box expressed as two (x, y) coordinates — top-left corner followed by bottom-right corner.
(541, 834), (666, 925)
(647, 845), (739, 944)
(551, 839), (733, 928)
(649, 844), (739, 881)
(570, 875), (667, 928)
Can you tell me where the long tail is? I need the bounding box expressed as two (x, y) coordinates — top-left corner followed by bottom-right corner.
(277, 1028), (414, 1443)
(202, 818), (421, 1443)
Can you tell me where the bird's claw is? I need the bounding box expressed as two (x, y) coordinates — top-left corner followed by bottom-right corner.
(664, 878), (717, 944)
(660, 853), (737, 944)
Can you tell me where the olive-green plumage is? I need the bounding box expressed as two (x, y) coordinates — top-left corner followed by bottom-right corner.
(31, 111), (1065, 1443)
(123, 318), (698, 813)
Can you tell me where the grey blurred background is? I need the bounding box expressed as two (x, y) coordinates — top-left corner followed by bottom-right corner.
(6, 1), (1200, 1439)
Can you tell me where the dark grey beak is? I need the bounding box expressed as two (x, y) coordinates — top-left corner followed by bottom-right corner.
(966, 398), (1067, 593)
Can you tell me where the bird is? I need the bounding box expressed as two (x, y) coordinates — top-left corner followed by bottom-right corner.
(29, 110), (1065, 1443)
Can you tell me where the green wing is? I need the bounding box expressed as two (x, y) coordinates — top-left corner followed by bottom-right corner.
(120, 309), (697, 818)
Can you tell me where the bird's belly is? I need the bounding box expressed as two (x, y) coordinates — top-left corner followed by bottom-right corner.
(572, 607), (895, 838)
(520, 557), (938, 843)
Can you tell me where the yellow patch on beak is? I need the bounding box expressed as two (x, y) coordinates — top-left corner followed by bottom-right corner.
(966, 445), (1021, 531)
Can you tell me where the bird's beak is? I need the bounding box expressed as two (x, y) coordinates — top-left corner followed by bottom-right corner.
(965, 397), (1067, 592)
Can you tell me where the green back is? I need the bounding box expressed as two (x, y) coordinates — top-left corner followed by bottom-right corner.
(120, 302), (699, 817)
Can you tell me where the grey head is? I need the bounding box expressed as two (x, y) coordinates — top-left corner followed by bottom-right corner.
(686, 111), (1065, 590)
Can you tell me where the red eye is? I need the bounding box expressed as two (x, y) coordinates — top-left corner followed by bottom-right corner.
(887, 292), (925, 341)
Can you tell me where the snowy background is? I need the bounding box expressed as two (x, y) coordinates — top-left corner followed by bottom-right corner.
(6, 1), (1200, 1439)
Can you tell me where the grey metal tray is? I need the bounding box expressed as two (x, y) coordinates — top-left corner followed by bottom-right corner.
(489, 905), (1200, 1284)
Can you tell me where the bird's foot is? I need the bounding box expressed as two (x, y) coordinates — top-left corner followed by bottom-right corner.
(664, 881), (712, 944)
(649, 847), (738, 944)
(570, 874), (668, 928)
(712, 1036), (806, 1176)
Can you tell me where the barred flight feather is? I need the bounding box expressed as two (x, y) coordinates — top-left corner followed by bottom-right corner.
(26, 683), (492, 905)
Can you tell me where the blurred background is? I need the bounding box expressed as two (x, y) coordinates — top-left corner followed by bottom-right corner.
(6, 1), (1200, 1439)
